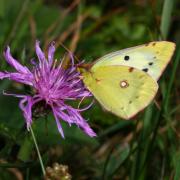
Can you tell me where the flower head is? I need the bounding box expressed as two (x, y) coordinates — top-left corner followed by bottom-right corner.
(0, 41), (96, 138)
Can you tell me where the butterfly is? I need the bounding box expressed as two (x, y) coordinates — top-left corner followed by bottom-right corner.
(80, 41), (176, 119)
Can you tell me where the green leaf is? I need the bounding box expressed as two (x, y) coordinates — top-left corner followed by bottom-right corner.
(174, 152), (180, 180)
(104, 144), (130, 179)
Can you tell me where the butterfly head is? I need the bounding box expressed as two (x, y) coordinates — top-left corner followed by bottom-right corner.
(77, 63), (93, 73)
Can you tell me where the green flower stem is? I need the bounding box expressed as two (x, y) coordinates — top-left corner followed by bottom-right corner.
(29, 125), (46, 176)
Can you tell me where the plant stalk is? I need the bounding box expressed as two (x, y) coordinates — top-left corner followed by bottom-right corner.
(29, 125), (46, 176)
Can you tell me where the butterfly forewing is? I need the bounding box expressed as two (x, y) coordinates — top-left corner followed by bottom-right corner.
(92, 41), (175, 80)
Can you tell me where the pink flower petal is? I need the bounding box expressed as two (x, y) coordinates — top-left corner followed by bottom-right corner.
(48, 41), (55, 67)
(4, 46), (31, 74)
(0, 72), (9, 79)
(35, 40), (46, 66)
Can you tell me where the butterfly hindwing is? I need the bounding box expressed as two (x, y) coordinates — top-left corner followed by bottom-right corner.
(92, 41), (175, 80)
(83, 66), (158, 119)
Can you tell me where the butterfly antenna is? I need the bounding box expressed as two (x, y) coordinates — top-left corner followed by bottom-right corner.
(58, 42), (80, 63)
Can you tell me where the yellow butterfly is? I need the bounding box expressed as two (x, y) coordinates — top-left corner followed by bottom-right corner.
(80, 41), (175, 119)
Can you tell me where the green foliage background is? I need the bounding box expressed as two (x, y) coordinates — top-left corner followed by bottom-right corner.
(0, 0), (179, 179)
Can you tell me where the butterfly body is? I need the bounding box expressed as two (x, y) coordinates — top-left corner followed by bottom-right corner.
(81, 41), (175, 119)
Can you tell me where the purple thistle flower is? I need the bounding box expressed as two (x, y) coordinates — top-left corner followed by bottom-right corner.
(0, 41), (96, 138)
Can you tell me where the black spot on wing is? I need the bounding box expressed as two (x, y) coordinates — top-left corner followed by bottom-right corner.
(148, 62), (153, 66)
(124, 55), (130, 61)
(142, 68), (148, 72)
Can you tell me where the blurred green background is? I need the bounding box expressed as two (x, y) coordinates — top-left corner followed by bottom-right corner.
(0, 0), (179, 179)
